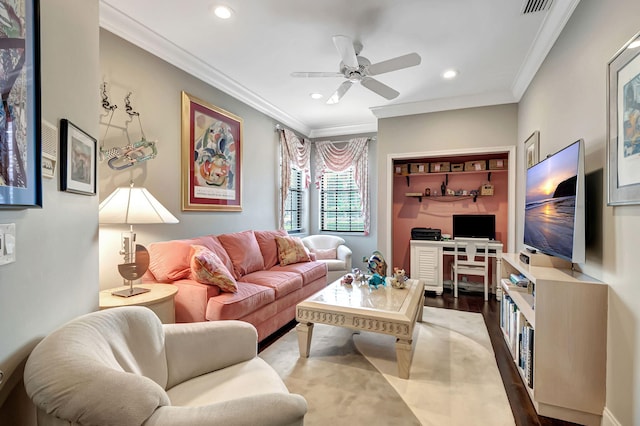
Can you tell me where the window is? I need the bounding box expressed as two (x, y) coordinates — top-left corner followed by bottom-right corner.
(283, 167), (303, 233)
(320, 167), (364, 232)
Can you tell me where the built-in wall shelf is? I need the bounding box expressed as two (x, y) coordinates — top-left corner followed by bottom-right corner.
(396, 169), (506, 187)
(405, 194), (481, 203)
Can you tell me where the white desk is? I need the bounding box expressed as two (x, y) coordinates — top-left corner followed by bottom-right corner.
(410, 239), (503, 296)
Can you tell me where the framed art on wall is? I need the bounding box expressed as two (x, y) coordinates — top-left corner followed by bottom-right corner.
(181, 91), (242, 211)
(607, 30), (640, 205)
(60, 119), (96, 196)
(524, 131), (539, 169)
(0, 0), (42, 208)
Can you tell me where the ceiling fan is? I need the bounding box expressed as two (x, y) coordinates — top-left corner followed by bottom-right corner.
(291, 35), (421, 104)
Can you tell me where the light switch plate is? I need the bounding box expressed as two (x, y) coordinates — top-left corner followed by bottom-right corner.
(0, 223), (16, 265)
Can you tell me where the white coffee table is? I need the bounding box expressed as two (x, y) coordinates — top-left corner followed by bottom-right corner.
(295, 277), (424, 379)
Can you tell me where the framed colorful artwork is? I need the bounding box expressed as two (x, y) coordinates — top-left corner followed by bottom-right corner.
(0, 0), (42, 208)
(607, 30), (640, 205)
(60, 119), (97, 196)
(181, 91), (242, 211)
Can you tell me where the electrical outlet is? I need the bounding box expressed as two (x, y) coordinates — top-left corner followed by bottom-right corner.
(0, 223), (16, 265)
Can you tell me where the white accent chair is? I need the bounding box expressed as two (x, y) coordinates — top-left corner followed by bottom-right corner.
(24, 306), (307, 426)
(301, 235), (352, 282)
(451, 237), (490, 301)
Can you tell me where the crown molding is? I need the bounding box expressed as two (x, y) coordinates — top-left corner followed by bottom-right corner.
(99, 1), (311, 136)
(370, 91), (516, 119)
(511, 0), (581, 100)
(308, 121), (377, 139)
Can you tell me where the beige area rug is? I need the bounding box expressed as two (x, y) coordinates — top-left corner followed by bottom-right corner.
(259, 306), (514, 426)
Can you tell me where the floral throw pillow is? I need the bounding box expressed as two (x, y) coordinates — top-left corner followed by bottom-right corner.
(190, 245), (238, 293)
(275, 236), (311, 266)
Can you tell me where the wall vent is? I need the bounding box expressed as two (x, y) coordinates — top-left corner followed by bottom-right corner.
(521, 0), (553, 14)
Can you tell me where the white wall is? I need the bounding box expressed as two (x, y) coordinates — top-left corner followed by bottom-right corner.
(99, 30), (284, 288)
(376, 104), (518, 265)
(0, 0), (100, 422)
(518, 0), (640, 424)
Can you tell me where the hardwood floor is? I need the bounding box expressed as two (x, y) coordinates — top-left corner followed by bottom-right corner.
(259, 288), (581, 426)
(424, 289), (579, 426)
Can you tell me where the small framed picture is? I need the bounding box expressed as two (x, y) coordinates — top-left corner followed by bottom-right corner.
(524, 131), (540, 168)
(60, 119), (97, 195)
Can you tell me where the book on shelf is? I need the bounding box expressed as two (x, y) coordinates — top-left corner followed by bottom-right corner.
(509, 273), (529, 287)
(405, 192), (423, 196)
(502, 278), (528, 293)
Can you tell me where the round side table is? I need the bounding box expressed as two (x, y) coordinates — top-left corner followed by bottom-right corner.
(99, 283), (178, 324)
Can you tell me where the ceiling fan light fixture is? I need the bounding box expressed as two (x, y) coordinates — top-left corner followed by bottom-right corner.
(213, 5), (233, 19)
(310, 93), (323, 100)
(442, 69), (458, 79)
(326, 94), (340, 105)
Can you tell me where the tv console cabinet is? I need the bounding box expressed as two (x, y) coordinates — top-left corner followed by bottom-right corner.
(499, 252), (607, 426)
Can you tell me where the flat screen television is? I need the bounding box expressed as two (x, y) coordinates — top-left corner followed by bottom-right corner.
(524, 139), (585, 263)
(452, 214), (496, 240)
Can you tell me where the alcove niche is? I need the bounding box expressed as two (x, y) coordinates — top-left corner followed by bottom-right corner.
(384, 145), (516, 274)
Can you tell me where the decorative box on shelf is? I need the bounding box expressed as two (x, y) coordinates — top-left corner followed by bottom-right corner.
(430, 161), (450, 172)
(489, 159), (507, 170)
(394, 164), (408, 175)
(409, 162), (428, 174)
(451, 163), (464, 172)
(465, 160), (487, 171)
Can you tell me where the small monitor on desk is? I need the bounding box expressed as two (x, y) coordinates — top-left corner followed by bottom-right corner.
(452, 214), (496, 240)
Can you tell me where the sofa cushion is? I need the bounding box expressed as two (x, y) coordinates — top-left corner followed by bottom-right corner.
(275, 236), (310, 266)
(271, 261), (328, 286)
(190, 245), (238, 293)
(218, 230), (265, 278)
(148, 238), (197, 282)
(206, 282), (275, 321)
(241, 270), (302, 299)
(254, 229), (288, 269)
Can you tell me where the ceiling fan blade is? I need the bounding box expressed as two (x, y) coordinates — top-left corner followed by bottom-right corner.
(367, 53), (421, 76)
(290, 71), (343, 78)
(332, 35), (359, 69)
(361, 77), (399, 100)
(327, 81), (353, 104)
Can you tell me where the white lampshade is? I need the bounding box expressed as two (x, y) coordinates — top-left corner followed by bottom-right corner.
(99, 184), (179, 224)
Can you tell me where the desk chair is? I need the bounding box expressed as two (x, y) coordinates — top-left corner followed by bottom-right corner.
(451, 237), (490, 301)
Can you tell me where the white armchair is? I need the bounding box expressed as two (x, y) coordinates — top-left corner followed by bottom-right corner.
(301, 235), (352, 282)
(24, 306), (307, 426)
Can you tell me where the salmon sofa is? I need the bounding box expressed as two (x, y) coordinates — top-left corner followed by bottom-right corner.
(142, 230), (328, 341)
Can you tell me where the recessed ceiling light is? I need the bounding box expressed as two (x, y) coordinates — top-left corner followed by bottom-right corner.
(213, 5), (233, 19)
(310, 93), (323, 100)
(628, 40), (640, 49)
(442, 69), (458, 79)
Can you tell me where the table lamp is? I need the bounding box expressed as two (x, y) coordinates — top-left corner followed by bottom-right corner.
(99, 181), (179, 297)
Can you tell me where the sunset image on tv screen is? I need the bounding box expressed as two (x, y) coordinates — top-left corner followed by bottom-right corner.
(524, 141), (579, 259)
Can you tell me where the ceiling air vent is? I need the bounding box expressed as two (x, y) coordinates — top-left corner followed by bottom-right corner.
(521, 0), (553, 14)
